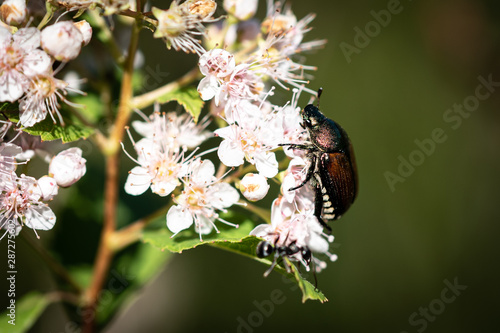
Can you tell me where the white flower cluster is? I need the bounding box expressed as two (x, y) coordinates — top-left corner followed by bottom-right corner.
(124, 106), (241, 240)
(0, 8), (92, 127)
(0, 135), (87, 239)
(121, 0), (336, 270)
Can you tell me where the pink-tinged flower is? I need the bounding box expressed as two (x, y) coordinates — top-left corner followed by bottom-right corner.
(217, 63), (264, 105)
(49, 147), (86, 187)
(131, 110), (211, 151)
(240, 173), (269, 202)
(124, 137), (186, 197)
(19, 72), (79, 127)
(41, 21), (84, 62)
(124, 110), (210, 197)
(279, 89), (309, 158)
(281, 156), (315, 207)
(223, 0), (258, 21)
(250, 197), (335, 272)
(215, 109), (282, 178)
(167, 159), (240, 240)
(197, 48), (235, 102)
(0, 174), (57, 239)
(0, 0), (28, 26)
(153, 0), (217, 55)
(0, 26), (51, 102)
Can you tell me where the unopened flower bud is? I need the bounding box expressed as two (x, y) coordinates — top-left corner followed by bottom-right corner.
(49, 147), (86, 187)
(41, 21), (83, 61)
(240, 173), (269, 201)
(0, 0), (27, 26)
(38, 176), (59, 201)
(181, 0), (216, 21)
(73, 20), (92, 46)
(223, 0), (258, 21)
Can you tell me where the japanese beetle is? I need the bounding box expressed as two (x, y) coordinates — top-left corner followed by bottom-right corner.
(282, 88), (358, 232)
(256, 239), (311, 277)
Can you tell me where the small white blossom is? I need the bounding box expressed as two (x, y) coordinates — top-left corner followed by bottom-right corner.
(223, 0), (258, 21)
(124, 110), (210, 197)
(19, 72), (78, 127)
(1, 174), (57, 239)
(0, 0), (28, 26)
(0, 27), (51, 102)
(153, 0), (217, 55)
(131, 110), (211, 151)
(240, 173), (269, 202)
(215, 109), (282, 178)
(49, 147), (87, 187)
(197, 48), (235, 102)
(167, 159), (240, 240)
(41, 21), (84, 62)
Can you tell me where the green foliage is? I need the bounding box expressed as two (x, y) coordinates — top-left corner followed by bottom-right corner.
(2, 106), (93, 143)
(0, 292), (50, 333)
(141, 218), (327, 303)
(156, 86), (204, 123)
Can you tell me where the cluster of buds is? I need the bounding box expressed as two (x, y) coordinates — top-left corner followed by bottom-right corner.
(0, 4), (92, 127)
(0, 133), (87, 239)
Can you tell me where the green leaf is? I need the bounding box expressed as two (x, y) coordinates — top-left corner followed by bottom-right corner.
(141, 218), (328, 303)
(71, 94), (104, 124)
(141, 219), (254, 253)
(156, 86), (204, 123)
(284, 258), (328, 303)
(0, 291), (50, 333)
(3, 107), (94, 143)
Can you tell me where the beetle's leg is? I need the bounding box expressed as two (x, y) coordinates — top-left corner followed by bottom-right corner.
(288, 154), (316, 191)
(279, 143), (316, 151)
(314, 184), (332, 233)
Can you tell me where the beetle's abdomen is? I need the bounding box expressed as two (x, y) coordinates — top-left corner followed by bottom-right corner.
(320, 146), (358, 219)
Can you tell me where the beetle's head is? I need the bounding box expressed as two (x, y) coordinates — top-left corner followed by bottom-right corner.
(301, 104), (326, 129)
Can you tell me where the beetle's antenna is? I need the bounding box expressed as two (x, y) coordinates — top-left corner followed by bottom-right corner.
(316, 87), (323, 107)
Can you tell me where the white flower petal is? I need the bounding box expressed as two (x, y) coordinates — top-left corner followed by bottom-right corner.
(0, 71), (26, 102)
(208, 182), (239, 209)
(25, 205), (56, 231)
(124, 166), (152, 195)
(217, 139), (244, 167)
(151, 178), (178, 197)
(14, 27), (40, 51)
(249, 224), (273, 238)
(22, 50), (52, 76)
(197, 76), (218, 101)
(166, 205), (193, 234)
(195, 214), (213, 235)
(255, 152), (278, 178)
(190, 159), (215, 186)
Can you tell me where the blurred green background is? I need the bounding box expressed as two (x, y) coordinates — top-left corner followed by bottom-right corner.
(2, 0), (500, 332)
